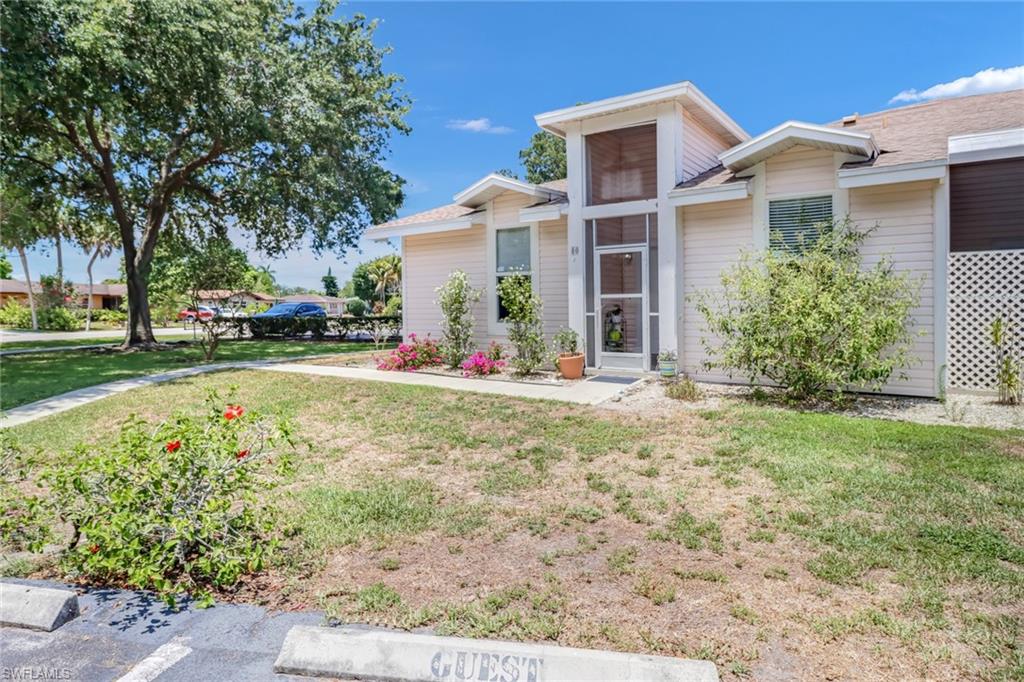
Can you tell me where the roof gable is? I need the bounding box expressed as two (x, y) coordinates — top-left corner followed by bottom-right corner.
(719, 121), (877, 172)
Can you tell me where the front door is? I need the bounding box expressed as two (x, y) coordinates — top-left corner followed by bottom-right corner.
(594, 247), (648, 370)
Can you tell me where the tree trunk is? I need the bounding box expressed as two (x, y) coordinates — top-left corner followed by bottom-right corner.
(55, 234), (64, 285)
(85, 245), (100, 332)
(17, 246), (38, 330)
(124, 260), (156, 346)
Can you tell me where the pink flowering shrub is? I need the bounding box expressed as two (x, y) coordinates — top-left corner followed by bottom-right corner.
(461, 351), (506, 377)
(377, 333), (443, 372)
(485, 341), (505, 362)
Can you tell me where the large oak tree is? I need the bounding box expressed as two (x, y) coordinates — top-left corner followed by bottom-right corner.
(2, 0), (408, 346)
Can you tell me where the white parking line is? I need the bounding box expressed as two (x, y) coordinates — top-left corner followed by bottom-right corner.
(115, 636), (192, 682)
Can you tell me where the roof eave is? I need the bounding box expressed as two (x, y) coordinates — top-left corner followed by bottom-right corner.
(453, 173), (564, 208)
(667, 179), (752, 207)
(719, 121), (878, 172)
(534, 81), (749, 144)
(365, 213), (486, 241)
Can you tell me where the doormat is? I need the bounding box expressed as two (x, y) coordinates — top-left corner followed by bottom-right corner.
(587, 375), (641, 385)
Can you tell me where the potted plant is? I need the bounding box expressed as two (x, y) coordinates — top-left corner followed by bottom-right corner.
(553, 326), (585, 380)
(658, 350), (678, 378)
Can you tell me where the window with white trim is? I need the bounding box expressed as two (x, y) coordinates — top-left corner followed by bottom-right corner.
(495, 226), (531, 321)
(768, 195), (833, 252)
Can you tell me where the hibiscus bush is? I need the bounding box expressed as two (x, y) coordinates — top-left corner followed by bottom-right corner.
(376, 333), (443, 371)
(696, 218), (920, 403)
(461, 350), (505, 377)
(0, 432), (51, 553)
(43, 389), (296, 607)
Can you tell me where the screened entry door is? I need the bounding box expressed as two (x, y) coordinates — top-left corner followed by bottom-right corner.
(594, 247), (648, 370)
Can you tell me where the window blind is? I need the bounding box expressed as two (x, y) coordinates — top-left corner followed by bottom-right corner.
(768, 195), (833, 251)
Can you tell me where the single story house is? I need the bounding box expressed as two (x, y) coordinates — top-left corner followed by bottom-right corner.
(278, 293), (347, 315)
(195, 289), (277, 310)
(0, 279), (126, 310)
(366, 82), (1023, 397)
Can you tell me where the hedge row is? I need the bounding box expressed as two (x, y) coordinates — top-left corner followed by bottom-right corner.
(231, 314), (402, 341)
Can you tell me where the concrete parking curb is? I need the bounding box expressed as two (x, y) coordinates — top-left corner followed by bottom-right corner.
(0, 581), (80, 632)
(273, 625), (719, 681)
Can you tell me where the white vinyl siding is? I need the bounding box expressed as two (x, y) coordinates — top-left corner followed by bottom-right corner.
(681, 109), (731, 181)
(850, 181), (936, 397)
(401, 190), (569, 350)
(538, 219), (569, 339)
(768, 194), (833, 251)
(403, 227), (488, 346)
(681, 200), (754, 383)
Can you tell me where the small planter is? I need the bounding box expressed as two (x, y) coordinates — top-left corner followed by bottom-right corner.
(558, 352), (585, 380)
(659, 360), (678, 378)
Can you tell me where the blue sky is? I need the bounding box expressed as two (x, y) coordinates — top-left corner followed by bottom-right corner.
(8, 1), (1023, 290)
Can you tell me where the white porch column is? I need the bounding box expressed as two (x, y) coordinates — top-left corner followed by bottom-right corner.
(932, 176), (949, 397)
(565, 122), (587, 344)
(656, 102), (684, 357)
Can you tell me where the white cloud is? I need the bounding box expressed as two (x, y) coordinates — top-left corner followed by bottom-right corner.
(889, 65), (1024, 104)
(446, 117), (514, 134)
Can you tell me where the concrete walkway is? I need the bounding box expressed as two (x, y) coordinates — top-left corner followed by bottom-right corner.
(2, 361), (637, 428)
(263, 364), (632, 405)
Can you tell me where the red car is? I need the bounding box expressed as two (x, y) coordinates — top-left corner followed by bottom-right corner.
(177, 306), (216, 322)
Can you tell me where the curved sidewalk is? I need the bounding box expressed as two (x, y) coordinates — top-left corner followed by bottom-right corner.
(2, 362), (635, 428)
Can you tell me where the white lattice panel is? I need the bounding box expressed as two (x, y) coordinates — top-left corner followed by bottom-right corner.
(947, 249), (1024, 392)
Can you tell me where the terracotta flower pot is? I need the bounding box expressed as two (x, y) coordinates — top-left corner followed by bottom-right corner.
(558, 352), (585, 380)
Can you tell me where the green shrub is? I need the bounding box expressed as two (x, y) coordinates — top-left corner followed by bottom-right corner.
(496, 274), (546, 376)
(92, 309), (128, 325)
(383, 295), (402, 317)
(0, 433), (51, 553)
(0, 299), (32, 328)
(345, 298), (367, 317)
(436, 270), (483, 368)
(664, 375), (702, 402)
(43, 390), (296, 607)
(991, 317), (1023, 405)
(37, 306), (80, 331)
(696, 218), (920, 403)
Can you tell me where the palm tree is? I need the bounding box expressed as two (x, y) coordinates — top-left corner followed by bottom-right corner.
(368, 254), (401, 306)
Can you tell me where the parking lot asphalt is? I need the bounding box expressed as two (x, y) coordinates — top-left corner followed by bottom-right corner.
(0, 579), (330, 681)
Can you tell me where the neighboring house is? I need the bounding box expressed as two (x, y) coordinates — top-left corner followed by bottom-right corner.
(278, 293), (347, 315)
(0, 279), (127, 310)
(195, 289), (277, 310)
(367, 82), (1023, 397)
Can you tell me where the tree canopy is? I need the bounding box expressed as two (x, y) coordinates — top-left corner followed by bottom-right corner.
(519, 131), (566, 184)
(322, 268), (340, 297)
(2, 0), (409, 345)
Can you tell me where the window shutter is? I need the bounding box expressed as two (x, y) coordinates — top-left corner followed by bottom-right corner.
(768, 195), (833, 251)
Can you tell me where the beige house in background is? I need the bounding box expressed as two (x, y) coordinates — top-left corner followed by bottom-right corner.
(0, 279), (126, 310)
(367, 82), (1024, 397)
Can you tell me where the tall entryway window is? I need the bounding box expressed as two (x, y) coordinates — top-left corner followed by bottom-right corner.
(584, 213), (659, 370)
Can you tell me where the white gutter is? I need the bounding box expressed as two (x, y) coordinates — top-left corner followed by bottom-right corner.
(667, 179), (752, 206)
(836, 158), (947, 189)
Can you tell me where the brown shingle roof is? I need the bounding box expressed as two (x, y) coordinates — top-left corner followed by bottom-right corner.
(834, 89), (1024, 168)
(372, 203), (481, 230)
(679, 90), (1024, 189)
(369, 178), (568, 233)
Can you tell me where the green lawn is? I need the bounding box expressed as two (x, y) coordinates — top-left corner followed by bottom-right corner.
(0, 340), (378, 410)
(0, 334), (197, 351)
(4, 370), (1021, 680)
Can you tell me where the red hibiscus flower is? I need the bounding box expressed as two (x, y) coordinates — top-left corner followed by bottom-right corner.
(236, 449), (250, 460)
(165, 440), (182, 453)
(89, 544), (100, 554)
(224, 405), (245, 420)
